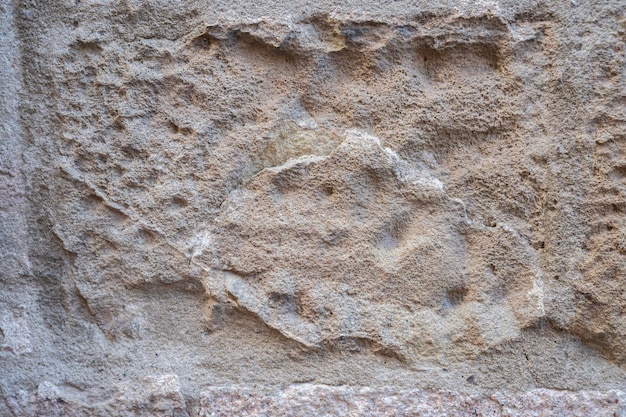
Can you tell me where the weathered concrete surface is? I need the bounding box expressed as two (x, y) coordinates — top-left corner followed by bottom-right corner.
(1, 0), (625, 415)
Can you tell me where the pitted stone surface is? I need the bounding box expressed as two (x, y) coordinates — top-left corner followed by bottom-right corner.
(1, 0), (625, 415)
(198, 129), (545, 362)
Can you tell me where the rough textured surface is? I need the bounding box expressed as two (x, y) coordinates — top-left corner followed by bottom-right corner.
(5, 375), (189, 417)
(199, 386), (626, 417)
(1, 0), (625, 415)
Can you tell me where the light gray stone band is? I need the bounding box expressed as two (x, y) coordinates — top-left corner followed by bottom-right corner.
(8, 376), (625, 417)
(198, 385), (626, 417)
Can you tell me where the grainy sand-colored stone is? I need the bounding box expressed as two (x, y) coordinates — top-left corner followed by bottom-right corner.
(1, 0), (624, 415)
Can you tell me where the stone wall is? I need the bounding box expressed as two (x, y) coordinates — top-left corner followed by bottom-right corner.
(1, 0), (624, 415)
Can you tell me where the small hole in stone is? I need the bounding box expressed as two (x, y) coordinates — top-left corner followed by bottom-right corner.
(443, 286), (468, 309)
(192, 33), (217, 51)
(169, 121), (180, 134)
(532, 241), (545, 249)
(171, 196), (188, 208)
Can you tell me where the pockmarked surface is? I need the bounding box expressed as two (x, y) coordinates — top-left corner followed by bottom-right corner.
(1, 0), (625, 415)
